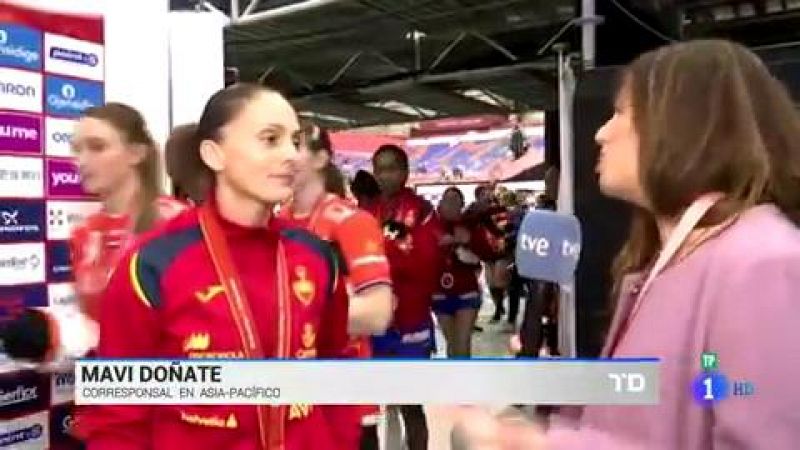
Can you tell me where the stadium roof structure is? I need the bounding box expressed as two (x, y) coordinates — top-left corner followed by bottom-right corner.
(220, 0), (577, 128)
(177, 0), (800, 128)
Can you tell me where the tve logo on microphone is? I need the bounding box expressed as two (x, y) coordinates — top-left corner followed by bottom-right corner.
(515, 210), (581, 284)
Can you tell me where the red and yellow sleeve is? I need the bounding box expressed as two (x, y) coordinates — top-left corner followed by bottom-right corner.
(333, 210), (391, 293)
(73, 250), (159, 450)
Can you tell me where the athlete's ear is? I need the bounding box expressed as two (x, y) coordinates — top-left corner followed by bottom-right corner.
(199, 139), (225, 172)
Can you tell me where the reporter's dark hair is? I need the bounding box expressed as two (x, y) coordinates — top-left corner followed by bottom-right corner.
(301, 121), (346, 197)
(165, 123), (208, 203)
(351, 170), (381, 200)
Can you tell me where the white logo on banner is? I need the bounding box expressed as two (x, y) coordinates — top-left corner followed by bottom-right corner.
(0, 411), (49, 448)
(48, 282), (77, 307)
(61, 83), (75, 100)
(0, 242), (45, 286)
(46, 200), (100, 240)
(44, 33), (104, 81)
(0, 156), (43, 198)
(46, 116), (78, 157)
(0, 67), (42, 113)
(51, 370), (75, 406)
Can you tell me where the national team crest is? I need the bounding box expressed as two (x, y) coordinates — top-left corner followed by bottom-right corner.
(292, 265), (315, 306)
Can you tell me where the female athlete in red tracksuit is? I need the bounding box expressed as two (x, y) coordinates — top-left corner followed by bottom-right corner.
(433, 187), (500, 357)
(0, 103), (186, 364)
(75, 84), (356, 450)
(276, 123), (393, 450)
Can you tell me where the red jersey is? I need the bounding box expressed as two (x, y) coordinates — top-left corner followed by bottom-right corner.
(277, 193), (390, 435)
(365, 188), (443, 332)
(74, 200), (354, 450)
(435, 217), (498, 298)
(70, 196), (187, 321)
(277, 193), (391, 293)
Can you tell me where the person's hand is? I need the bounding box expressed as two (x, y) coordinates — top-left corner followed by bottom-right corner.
(509, 334), (522, 355)
(451, 406), (549, 450)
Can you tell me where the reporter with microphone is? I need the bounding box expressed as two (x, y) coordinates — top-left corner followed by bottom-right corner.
(454, 40), (800, 449)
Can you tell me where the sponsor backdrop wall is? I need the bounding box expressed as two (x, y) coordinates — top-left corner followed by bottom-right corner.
(0, 3), (102, 448)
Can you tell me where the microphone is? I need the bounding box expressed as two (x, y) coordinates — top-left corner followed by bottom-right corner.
(514, 209), (581, 284)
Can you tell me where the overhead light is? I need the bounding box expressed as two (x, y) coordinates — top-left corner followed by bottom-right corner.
(459, 89), (514, 108)
(298, 111), (351, 124)
(366, 100), (437, 118)
(405, 30), (426, 40)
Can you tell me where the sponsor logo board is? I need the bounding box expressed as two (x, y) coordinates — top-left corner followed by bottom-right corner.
(47, 240), (72, 282)
(0, 155), (44, 198)
(51, 370), (75, 406)
(0, 23), (42, 70)
(0, 200), (44, 243)
(46, 200), (99, 240)
(45, 32), (104, 81)
(0, 242), (46, 286)
(47, 282), (76, 307)
(0, 370), (49, 418)
(45, 116), (77, 158)
(0, 67), (42, 114)
(45, 75), (103, 118)
(46, 159), (90, 198)
(0, 411), (49, 448)
(0, 112), (41, 154)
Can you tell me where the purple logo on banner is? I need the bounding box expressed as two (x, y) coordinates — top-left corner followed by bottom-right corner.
(47, 159), (87, 197)
(0, 112), (41, 154)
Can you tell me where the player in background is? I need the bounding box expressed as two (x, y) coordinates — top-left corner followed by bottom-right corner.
(367, 144), (443, 450)
(276, 123), (393, 450)
(75, 84), (357, 450)
(433, 187), (500, 357)
(0, 103), (186, 364)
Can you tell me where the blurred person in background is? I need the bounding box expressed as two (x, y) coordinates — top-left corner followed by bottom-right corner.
(1, 103), (186, 364)
(75, 84), (357, 450)
(350, 169), (381, 209)
(433, 186), (500, 357)
(277, 122), (393, 450)
(368, 144), (443, 450)
(456, 39), (800, 449)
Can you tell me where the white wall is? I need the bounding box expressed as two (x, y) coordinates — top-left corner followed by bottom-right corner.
(168, 11), (227, 128)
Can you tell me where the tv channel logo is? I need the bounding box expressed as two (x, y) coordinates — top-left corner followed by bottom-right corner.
(47, 282), (77, 308)
(0, 112), (41, 154)
(51, 370), (75, 406)
(0, 284), (47, 324)
(45, 75), (103, 118)
(0, 23), (42, 70)
(45, 32), (104, 81)
(0, 200), (45, 243)
(45, 116), (78, 158)
(0, 371), (49, 418)
(47, 200), (100, 240)
(47, 240), (73, 282)
(0, 155), (44, 198)
(47, 159), (91, 198)
(0, 242), (46, 286)
(0, 411), (49, 448)
(0, 67), (43, 113)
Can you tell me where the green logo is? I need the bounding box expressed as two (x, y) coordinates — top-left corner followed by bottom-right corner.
(701, 352), (718, 371)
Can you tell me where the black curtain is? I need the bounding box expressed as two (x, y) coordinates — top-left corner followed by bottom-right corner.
(571, 67), (632, 356)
